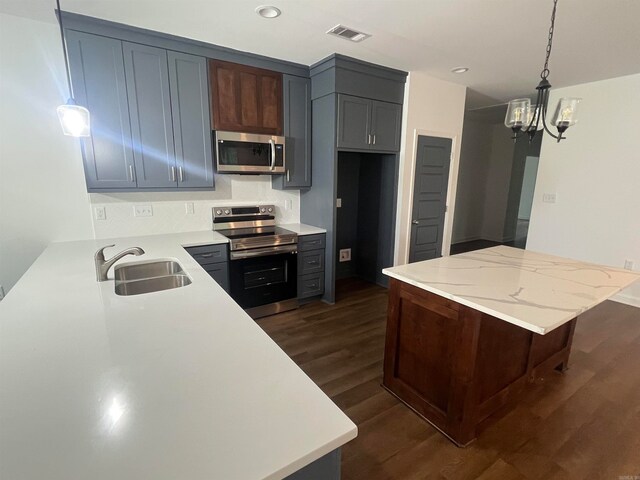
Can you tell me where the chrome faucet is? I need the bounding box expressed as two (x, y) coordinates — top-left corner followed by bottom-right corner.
(94, 244), (145, 282)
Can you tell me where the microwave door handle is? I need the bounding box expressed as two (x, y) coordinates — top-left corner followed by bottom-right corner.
(269, 139), (275, 171)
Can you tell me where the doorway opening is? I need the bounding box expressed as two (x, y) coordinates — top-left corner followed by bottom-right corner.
(335, 151), (397, 288)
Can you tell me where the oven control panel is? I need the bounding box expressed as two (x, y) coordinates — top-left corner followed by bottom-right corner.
(213, 205), (275, 219)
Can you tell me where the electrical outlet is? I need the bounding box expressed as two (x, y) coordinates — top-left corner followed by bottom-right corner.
(185, 202), (195, 215)
(134, 205), (153, 217)
(624, 259), (634, 271)
(542, 193), (557, 204)
(339, 248), (351, 262)
(336, 198), (342, 208)
(94, 206), (106, 221)
(284, 199), (292, 211)
(0, 285), (4, 301)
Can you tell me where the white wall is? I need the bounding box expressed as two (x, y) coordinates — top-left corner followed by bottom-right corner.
(0, 12), (94, 293)
(527, 73), (640, 307)
(394, 71), (467, 264)
(0, 11), (302, 295)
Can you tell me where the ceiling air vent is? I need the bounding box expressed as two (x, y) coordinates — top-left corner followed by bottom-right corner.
(326, 24), (371, 43)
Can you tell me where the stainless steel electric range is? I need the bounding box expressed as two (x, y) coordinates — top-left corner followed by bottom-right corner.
(213, 205), (298, 319)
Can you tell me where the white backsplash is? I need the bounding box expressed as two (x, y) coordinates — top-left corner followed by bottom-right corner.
(89, 175), (300, 239)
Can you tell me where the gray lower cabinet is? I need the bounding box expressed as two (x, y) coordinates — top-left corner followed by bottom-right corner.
(67, 31), (214, 191)
(336, 94), (402, 152)
(123, 42), (176, 188)
(298, 234), (326, 299)
(273, 75), (311, 189)
(66, 30), (136, 189)
(184, 244), (229, 292)
(168, 51), (215, 189)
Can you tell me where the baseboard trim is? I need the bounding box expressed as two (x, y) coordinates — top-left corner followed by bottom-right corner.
(452, 236), (482, 245)
(611, 293), (640, 308)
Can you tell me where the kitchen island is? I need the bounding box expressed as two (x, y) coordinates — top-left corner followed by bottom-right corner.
(0, 230), (355, 480)
(382, 246), (639, 446)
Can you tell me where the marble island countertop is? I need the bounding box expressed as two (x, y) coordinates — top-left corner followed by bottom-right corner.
(0, 228), (354, 480)
(383, 246), (640, 334)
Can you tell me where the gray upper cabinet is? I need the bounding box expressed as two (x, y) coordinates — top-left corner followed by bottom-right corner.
(168, 51), (215, 189)
(273, 75), (311, 190)
(371, 100), (402, 151)
(66, 31), (136, 190)
(337, 94), (371, 150)
(123, 42), (176, 188)
(336, 94), (402, 152)
(67, 30), (215, 191)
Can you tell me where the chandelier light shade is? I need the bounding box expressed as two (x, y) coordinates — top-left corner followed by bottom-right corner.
(505, 0), (581, 143)
(56, 0), (91, 137)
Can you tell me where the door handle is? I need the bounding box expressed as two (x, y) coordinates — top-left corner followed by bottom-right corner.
(269, 139), (276, 171)
(373, 134), (376, 145)
(129, 165), (135, 182)
(286, 170), (290, 182)
(178, 166), (184, 182)
(412, 220), (419, 225)
(368, 134), (372, 145)
(171, 166), (176, 182)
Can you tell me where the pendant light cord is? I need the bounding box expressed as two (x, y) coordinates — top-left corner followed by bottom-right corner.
(56, 0), (74, 99)
(541, 0), (559, 80)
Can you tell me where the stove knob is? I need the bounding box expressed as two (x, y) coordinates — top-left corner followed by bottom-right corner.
(260, 207), (266, 213)
(224, 209), (230, 215)
(267, 207), (273, 213)
(215, 209), (222, 215)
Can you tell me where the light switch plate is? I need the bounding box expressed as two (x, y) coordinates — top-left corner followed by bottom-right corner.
(624, 259), (634, 270)
(339, 248), (351, 262)
(134, 205), (153, 217)
(336, 198), (342, 208)
(94, 206), (106, 221)
(185, 202), (195, 215)
(542, 193), (557, 204)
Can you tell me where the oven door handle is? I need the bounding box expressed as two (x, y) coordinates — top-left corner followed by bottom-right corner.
(230, 244), (297, 260)
(269, 139), (276, 171)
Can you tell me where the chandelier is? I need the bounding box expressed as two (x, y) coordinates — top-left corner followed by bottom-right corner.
(504, 0), (581, 143)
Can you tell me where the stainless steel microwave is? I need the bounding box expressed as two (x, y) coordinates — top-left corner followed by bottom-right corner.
(215, 131), (285, 174)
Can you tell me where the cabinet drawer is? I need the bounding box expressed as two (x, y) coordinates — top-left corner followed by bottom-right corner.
(203, 262), (229, 292)
(298, 249), (325, 275)
(298, 272), (324, 299)
(184, 244), (228, 265)
(298, 234), (326, 252)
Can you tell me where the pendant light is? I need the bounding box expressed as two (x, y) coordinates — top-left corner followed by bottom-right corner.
(55, 0), (90, 137)
(505, 0), (581, 143)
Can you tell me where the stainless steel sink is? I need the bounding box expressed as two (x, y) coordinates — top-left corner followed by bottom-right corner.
(114, 260), (192, 296)
(114, 260), (185, 281)
(115, 274), (192, 296)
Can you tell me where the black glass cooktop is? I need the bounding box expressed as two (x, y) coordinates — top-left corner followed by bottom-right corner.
(217, 226), (296, 240)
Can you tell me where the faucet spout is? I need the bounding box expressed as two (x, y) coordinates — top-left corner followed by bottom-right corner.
(95, 245), (145, 282)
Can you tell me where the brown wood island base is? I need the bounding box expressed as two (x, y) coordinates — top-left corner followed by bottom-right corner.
(382, 278), (577, 447)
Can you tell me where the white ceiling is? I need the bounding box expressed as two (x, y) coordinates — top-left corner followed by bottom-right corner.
(2, 0), (640, 108)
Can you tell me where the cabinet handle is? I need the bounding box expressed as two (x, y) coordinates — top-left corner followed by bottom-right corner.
(286, 170), (290, 182)
(307, 260), (319, 265)
(373, 134), (376, 145)
(412, 220), (419, 225)
(368, 134), (372, 145)
(171, 166), (176, 182)
(200, 253), (214, 258)
(178, 166), (184, 182)
(129, 165), (135, 182)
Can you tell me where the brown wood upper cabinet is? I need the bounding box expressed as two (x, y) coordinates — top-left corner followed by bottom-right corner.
(208, 59), (283, 135)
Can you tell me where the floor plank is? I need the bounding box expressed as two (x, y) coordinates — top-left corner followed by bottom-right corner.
(257, 279), (640, 480)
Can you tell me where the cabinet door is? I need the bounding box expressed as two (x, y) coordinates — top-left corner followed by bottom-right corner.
(337, 94), (371, 150)
(273, 75), (311, 189)
(66, 31), (135, 189)
(370, 100), (402, 152)
(168, 52), (215, 189)
(209, 59), (283, 135)
(122, 42), (176, 188)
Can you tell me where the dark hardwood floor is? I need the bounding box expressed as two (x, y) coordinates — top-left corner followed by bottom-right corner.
(258, 279), (640, 480)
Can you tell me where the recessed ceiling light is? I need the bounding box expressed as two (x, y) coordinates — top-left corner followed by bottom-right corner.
(451, 67), (469, 74)
(255, 5), (281, 18)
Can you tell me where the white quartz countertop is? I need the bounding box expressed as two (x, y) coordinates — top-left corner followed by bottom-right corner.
(278, 223), (327, 235)
(383, 246), (640, 335)
(0, 231), (356, 480)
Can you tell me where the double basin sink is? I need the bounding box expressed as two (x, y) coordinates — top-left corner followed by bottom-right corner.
(114, 260), (192, 296)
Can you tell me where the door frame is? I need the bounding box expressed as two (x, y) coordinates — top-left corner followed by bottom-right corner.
(396, 128), (461, 264)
